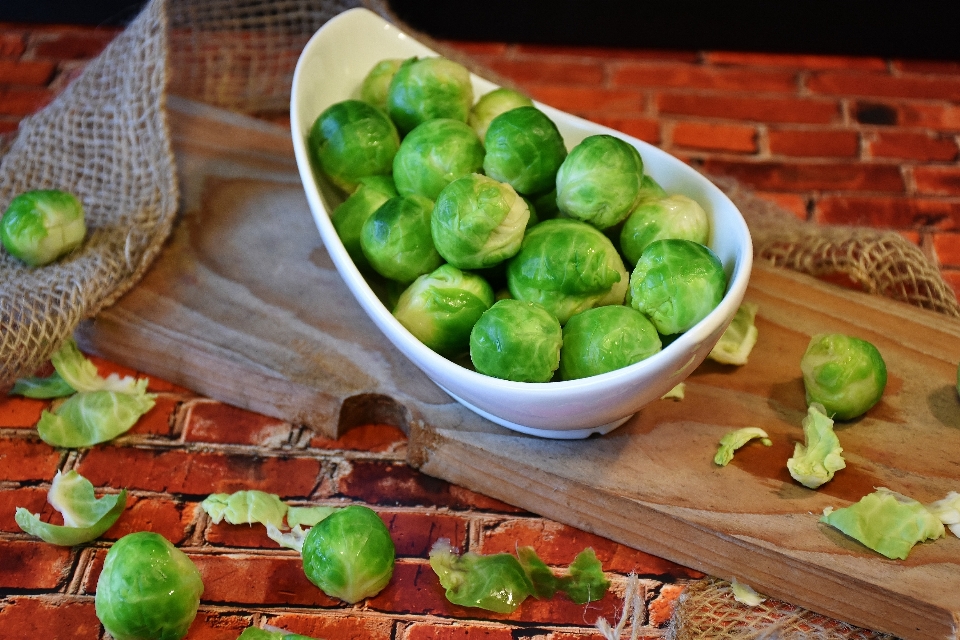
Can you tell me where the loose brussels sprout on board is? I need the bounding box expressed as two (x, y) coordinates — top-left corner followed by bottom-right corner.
(386, 57), (474, 134)
(559, 305), (661, 380)
(392, 118), (485, 201)
(393, 264), (495, 357)
(629, 239), (727, 336)
(1, 189), (86, 266)
(508, 218), (628, 325)
(308, 99), (400, 193)
(359, 58), (404, 111)
(300, 505), (395, 603)
(331, 175), (397, 271)
(482, 106), (567, 196)
(620, 194), (710, 266)
(555, 134), (645, 229)
(360, 194), (442, 283)
(800, 333), (887, 420)
(96, 532), (204, 640)
(470, 299), (562, 383)
(469, 87), (534, 142)
(431, 173), (529, 270)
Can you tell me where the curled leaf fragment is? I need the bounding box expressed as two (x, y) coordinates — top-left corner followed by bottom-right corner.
(730, 577), (766, 606)
(709, 302), (759, 366)
(15, 470), (126, 545)
(787, 403), (845, 489)
(201, 490), (289, 528)
(37, 388), (156, 448)
(714, 427), (771, 466)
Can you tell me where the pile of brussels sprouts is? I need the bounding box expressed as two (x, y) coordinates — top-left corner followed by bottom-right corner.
(310, 55), (726, 383)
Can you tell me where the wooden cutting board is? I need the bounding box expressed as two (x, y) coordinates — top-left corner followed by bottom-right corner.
(77, 97), (960, 640)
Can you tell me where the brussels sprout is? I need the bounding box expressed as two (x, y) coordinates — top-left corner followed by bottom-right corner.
(558, 306), (661, 380)
(1, 189), (86, 266)
(431, 173), (529, 270)
(301, 505), (395, 603)
(393, 264), (495, 357)
(714, 427), (771, 466)
(393, 119), (485, 201)
(787, 403), (845, 489)
(360, 58), (404, 110)
(555, 135), (644, 229)
(637, 174), (668, 202)
(507, 218), (628, 325)
(469, 299), (562, 382)
(96, 532), (203, 640)
(629, 239), (726, 335)
(331, 175), (397, 271)
(361, 194), (442, 283)
(386, 57), (474, 134)
(469, 87), (534, 142)
(15, 470), (126, 546)
(308, 100), (400, 193)
(530, 187), (560, 221)
(620, 194), (710, 266)
(800, 333), (887, 421)
(483, 106), (567, 196)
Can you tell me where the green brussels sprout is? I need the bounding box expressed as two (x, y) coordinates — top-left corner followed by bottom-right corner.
(507, 218), (628, 325)
(555, 135), (645, 229)
(483, 106), (567, 196)
(95, 532), (204, 640)
(360, 58), (404, 111)
(331, 175), (397, 271)
(558, 305), (662, 380)
(301, 505), (395, 603)
(393, 264), (495, 357)
(431, 173), (529, 270)
(468, 87), (534, 142)
(530, 187), (560, 222)
(361, 194), (442, 283)
(637, 174), (668, 202)
(629, 239), (726, 335)
(469, 299), (562, 382)
(308, 99), (400, 193)
(393, 119), (485, 201)
(620, 194), (710, 266)
(1, 189), (86, 266)
(386, 57), (474, 134)
(800, 333), (887, 420)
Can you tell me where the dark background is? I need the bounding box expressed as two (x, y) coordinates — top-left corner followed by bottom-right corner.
(3, 0), (960, 60)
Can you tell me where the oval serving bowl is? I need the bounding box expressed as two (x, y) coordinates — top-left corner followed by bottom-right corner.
(290, 8), (753, 439)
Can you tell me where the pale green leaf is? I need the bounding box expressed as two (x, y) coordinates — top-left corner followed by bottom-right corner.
(15, 485), (126, 546)
(37, 389), (156, 448)
(714, 427), (771, 466)
(266, 523), (308, 552)
(709, 302), (759, 366)
(287, 505), (337, 529)
(201, 490), (288, 528)
(787, 403), (845, 489)
(51, 338), (147, 394)
(9, 371), (75, 398)
(730, 577), (766, 606)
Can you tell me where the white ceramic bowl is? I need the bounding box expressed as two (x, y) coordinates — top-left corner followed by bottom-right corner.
(290, 8), (753, 439)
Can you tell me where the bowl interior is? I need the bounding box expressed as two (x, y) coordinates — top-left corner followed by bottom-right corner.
(290, 8), (753, 437)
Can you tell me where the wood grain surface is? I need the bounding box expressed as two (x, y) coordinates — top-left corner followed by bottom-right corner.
(78, 98), (960, 640)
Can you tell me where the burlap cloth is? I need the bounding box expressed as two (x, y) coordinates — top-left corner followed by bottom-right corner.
(0, 0), (951, 636)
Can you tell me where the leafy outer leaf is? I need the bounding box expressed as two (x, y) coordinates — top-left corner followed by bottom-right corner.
(516, 546), (559, 599)
(708, 302), (759, 366)
(51, 338), (147, 394)
(730, 577), (766, 606)
(429, 539), (533, 613)
(37, 389), (156, 448)
(15, 489), (126, 546)
(266, 523), (309, 553)
(821, 489), (945, 559)
(287, 505), (337, 529)
(558, 548), (609, 604)
(201, 490), (289, 528)
(9, 371), (76, 399)
(786, 404), (845, 489)
(925, 491), (960, 528)
(48, 470), (118, 527)
(660, 382), (685, 400)
(714, 427), (772, 467)
(237, 627), (319, 640)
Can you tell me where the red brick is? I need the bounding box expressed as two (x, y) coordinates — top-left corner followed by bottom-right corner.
(814, 195), (960, 229)
(127, 395), (179, 437)
(205, 519), (278, 549)
(767, 128), (860, 158)
(442, 41), (509, 57)
(75, 447), (322, 497)
(705, 51), (887, 72)
(0, 58), (55, 85)
(266, 612), (393, 639)
(648, 583), (686, 627)
(105, 496), (195, 544)
(914, 166), (960, 196)
(0, 596), (101, 638)
(525, 85), (644, 115)
(513, 43), (700, 63)
(384, 510), (469, 558)
(183, 400), (294, 447)
(657, 93), (840, 124)
(613, 62), (797, 93)
(589, 115), (661, 144)
(0, 438), (62, 481)
(934, 232), (960, 267)
(941, 268), (960, 298)
(338, 460), (525, 513)
(868, 131), (958, 161)
(892, 59), (960, 75)
(484, 58), (604, 86)
(755, 191), (809, 221)
(807, 70), (960, 101)
(701, 159), (904, 193)
(310, 423), (407, 453)
(0, 540), (73, 589)
(477, 518), (703, 579)
(0, 486), (48, 533)
(0, 32), (26, 57)
(30, 31), (116, 60)
(0, 87), (54, 115)
(404, 621), (514, 640)
(898, 102), (960, 130)
(671, 121), (757, 153)
(193, 553), (338, 606)
(0, 395), (47, 428)
(900, 230), (922, 246)
(183, 610), (253, 640)
(0, 118), (17, 133)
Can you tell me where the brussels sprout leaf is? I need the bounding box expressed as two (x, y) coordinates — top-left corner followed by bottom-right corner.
(730, 577), (766, 606)
(925, 491), (960, 538)
(9, 370), (75, 398)
(786, 404), (845, 489)
(287, 505), (337, 529)
(37, 388), (156, 448)
(709, 303), (760, 366)
(661, 383), (685, 400)
(560, 548), (609, 605)
(266, 523), (309, 553)
(51, 338), (148, 395)
(714, 427), (771, 467)
(238, 627), (318, 640)
(821, 488), (944, 559)
(202, 490), (289, 528)
(15, 470), (126, 545)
